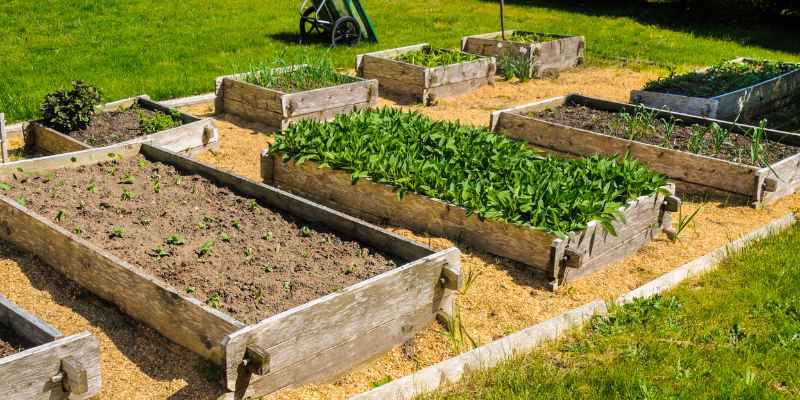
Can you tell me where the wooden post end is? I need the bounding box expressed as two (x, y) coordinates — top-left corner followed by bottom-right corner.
(244, 345), (270, 376)
(61, 356), (90, 394)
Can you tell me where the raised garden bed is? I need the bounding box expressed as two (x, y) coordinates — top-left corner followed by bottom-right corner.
(0, 142), (460, 398)
(356, 43), (496, 105)
(215, 65), (378, 130)
(0, 294), (101, 399)
(461, 31), (585, 79)
(261, 108), (677, 289)
(491, 94), (800, 206)
(631, 58), (800, 121)
(25, 95), (218, 155)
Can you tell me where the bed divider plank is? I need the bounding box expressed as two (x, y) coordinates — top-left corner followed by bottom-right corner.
(0, 143), (460, 398)
(491, 94), (800, 206)
(0, 295), (101, 400)
(461, 31), (585, 78)
(631, 57), (800, 121)
(356, 43), (496, 106)
(24, 96), (219, 156)
(261, 148), (674, 290)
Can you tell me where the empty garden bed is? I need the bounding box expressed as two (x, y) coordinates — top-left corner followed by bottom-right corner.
(261, 108), (677, 289)
(491, 94), (800, 205)
(0, 142), (460, 398)
(631, 58), (800, 121)
(215, 61), (378, 129)
(25, 95), (218, 156)
(461, 30), (585, 78)
(0, 294), (101, 399)
(357, 43), (496, 105)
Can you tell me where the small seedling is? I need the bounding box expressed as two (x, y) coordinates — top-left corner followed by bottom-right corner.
(196, 240), (214, 256)
(206, 293), (222, 309)
(221, 232), (232, 242)
(0, 182), (11, 191)
(661, 118), (676, 149)
(299, 226), (311, 237)
(87, 182), (98, 193)
(16, 196), (27, 207)
(262, 264), (274, 273)
(110, 226), (125, 238)
(244, 247), (253, 258)
(185, 286), (196, 294)
(55, 210), (66, 222)
(166, 234), (185, 245)
(750, 119), (768, 166)
(73, 227), (83, 235)
(670, 203), (704, 243)
(232, 219), (241, 231)
(153, 181), (161, 193)
(148, 246), (170, 260)
(283, 281), (293, 292)
(343, 264), (354, 275)
(687, 125), (708, 154)
(119, 172), (135, 184)
(248, 199), (260, 212)
(261, 231), (273, 241)
(176, 176), (184, 185)
(137, 159), (147, 169)
(121, 189), (134, 201)
(709, 123), (730, 155)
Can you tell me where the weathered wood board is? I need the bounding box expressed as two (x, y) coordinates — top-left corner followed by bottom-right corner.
(461, 31), (585, 78)
(261, 148), (674, 290)
(0, 142), (460, 398)
(356, 43), (496, 105)
(631, 58), (800, 121)
(215, 67), (378, 130)
(24, 95), (219, 157)
(491, 93), (800, 206)
(0, 295), (101, 400)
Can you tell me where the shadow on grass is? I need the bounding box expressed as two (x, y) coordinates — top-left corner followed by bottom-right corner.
(267, 31), (331, 48)
(480, 0), (800, 55)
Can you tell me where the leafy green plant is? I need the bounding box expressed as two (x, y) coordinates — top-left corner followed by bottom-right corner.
(395, 47), (478, 68)
(500, 31), (561, 44)
(39, 81), (102, 132)
(121, 189), (134, 201)
(0, 182), (10, 191)
(262, 231), (273, 241)
(231, 219), (241, 231)
(16, 196), (26, 207)
(244, 56), (356, 92)
(73, 227), (83, 235)
(148, 246), (170, 259)
(206, 293), (222, 309)
(138, 109), (182, 134)
(497, 51), (531, 82)
(709, 122), (731, 154)
(299, 226), (311, 237)
(221, 233), (232, 242)
(687, 125), (708, 154)
(55, 210), (66, 222)
(166, 234), (185, 245)
(87, 182), (98, 193)
(275, 108), (667, 237)
(196, 240), (214, 257)
(110, 226), (125, 238)
(244, 247), (253, 258)
(119, 172), (134, 184)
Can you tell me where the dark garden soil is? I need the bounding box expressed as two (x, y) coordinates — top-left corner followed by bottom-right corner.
(0, 325), (29, 358)
(64, 107), (175, 147)
(3, 156), (399, 324)
(532, 105), (800, 166)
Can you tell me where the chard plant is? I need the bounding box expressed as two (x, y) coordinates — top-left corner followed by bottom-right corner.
(497, 51), (531, 82)
(275, 108), (667, 237)
(138, 109), (182, 134)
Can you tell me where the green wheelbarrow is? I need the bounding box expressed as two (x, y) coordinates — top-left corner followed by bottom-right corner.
(299, 0), (378, 46)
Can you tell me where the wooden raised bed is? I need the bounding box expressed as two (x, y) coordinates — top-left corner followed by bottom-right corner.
(356, 43), (496, 105)
(215, 67), (378, 130)
(461, 31), (585, 78)
(631, 58), (800, 121)
(0, 143), (460, 398)
(24, 95), (218, 156)
(0, 294), (101, 400)
(491, 94), (800, 206)
(261, 148), (677, 290)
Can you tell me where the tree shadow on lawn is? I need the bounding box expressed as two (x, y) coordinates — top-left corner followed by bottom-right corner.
(267, 31), (332, 48)
(478, 0), (800, 56)
(0, 243), (225, 400)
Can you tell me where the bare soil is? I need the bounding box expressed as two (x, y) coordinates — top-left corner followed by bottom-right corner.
(0, 325), (29, 357)
(532, 104), (800, 165)
(65, 107), (163, 147)
(2, 155), (398, 324)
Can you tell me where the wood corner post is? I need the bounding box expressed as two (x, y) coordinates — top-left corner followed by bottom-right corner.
(60, 355), (90, 395)
(244, 345), (271, 376)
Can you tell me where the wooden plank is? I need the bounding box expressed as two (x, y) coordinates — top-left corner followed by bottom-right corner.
(142, 144), (435, 263)
(532, 35), (586, 78)
(281, 101), (373, 130)
(264, 153), (558, 271)
(493, 98), (760, 196)
(222, 248), (459, 393)
(359, 54), (427, 90)
(429, 58), (496, 87)
(0, 143), (143, 179)
(0, 113), (7, 163)
(356, 43), (430, 72)
(630, 89), (719, 117)
(24, 123), (90, 155)
(0, 295), (61, 347)
(0, 193), (244, 363)
(0, 332), (101, 400)
(283, 79), (377, 117)
(714, 67), (800, 121)
(220, 78), (284, 115)
(761, 153), (800, 205)
(221, 96), (284, 127)
(427, 77), (493, 104)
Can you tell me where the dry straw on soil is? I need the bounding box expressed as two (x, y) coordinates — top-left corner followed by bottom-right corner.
(4, 65), (798, 400)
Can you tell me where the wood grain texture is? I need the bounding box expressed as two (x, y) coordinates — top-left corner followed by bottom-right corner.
(0, 143), (143, 178)
(0, 332), (101, 400)
(222, 248), (460, 394)
(461, 32), (584, 78)
(0, 295), (61, 347)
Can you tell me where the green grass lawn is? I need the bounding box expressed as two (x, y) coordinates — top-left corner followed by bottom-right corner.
(2, 1), (799, 122)
(424, 224), (800, 399)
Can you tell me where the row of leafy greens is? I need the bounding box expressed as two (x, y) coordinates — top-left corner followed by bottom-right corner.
(273, 108), (667, 237)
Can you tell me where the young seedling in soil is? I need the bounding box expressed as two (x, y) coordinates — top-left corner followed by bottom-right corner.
(121, 189), (134, 201)
(395, 47), (477, 68)
(244, 247), (254, 258)
(196, 240), (214, 257)
(248, 199), (260, 212)
(206, 293), (222, 309)
(16, 196), (26, 207)
(299, 226), (311, 237)
(185, 286), (195, 294)
(166, 234), (185, 245)
(137, 159), (148, 169)
(148, 246), (170, 260)
(262, 264), (274, 273)
(232, 219), (241, 231)
(261, 231), (273, 241)
(221, 233), (232, 243)
(86, 182), (98, 193)
(119, 172), (135, 184)
(0, 182), (11, 191)
(110, 226), (125, 239)
(73, 227), (83, 235)
(54, 210), (66, 222)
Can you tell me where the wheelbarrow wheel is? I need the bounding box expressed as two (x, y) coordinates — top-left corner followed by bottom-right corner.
(299, 7), (327, 43)
(331, 16), (360, 47)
